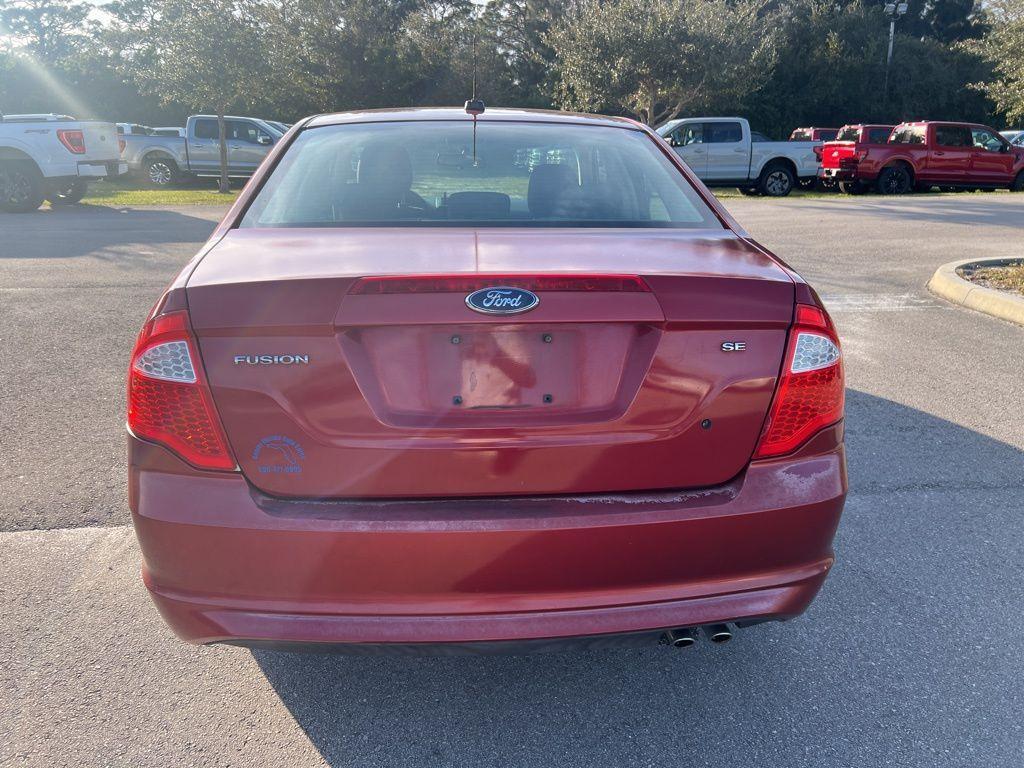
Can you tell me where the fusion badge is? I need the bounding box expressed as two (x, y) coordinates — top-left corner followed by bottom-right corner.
(234, 354), (310, 365)
(465, 287), (540, 315)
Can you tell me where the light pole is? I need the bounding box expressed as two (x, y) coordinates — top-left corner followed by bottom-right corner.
(883, 2), (909, 103)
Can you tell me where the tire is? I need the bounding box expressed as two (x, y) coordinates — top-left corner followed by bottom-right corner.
(759, 163), (795, 197)
(1011, 172), (1024, 192)
(839, 180), (867, 195)
(876, 165), (912, 195)
(738, 187), (761, 197)
(144, 156), (178, 187)
(797, 177), (817, 191)
(0, 160), (46, 213)
(46, 178), (88, 205)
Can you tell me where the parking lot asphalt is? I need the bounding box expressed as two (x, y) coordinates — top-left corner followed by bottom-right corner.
(2, 195), (1023, 767)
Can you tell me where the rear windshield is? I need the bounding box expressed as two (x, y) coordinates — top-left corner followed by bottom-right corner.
(836, 127), (860, 142)
(789, 130), (811, 141)
(868, 127), (893, 144)
(239, 121), (722, 229)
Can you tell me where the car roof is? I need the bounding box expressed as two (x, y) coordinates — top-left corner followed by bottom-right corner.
(305, 107), (643, 130)
(896, 120), (991, 128)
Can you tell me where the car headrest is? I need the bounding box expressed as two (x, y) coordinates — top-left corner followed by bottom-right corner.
(528, 164), (578, 218)
(447, 191), (511, 220)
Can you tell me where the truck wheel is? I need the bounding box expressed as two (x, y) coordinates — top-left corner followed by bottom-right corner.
(738, 187), (761, 196)
(0, 160), (46, 213)
(1011, 172), (1024, 192)
(839, 181), (866, 195)
(759, 163), (795, 197)
(876, 165), (912, 195)
(46, 178), (88, 205)
(797, 178), (817, 191)
(145, 157), (178, 187)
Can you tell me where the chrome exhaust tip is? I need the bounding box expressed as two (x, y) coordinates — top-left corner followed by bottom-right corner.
(704, 623), (733, 643)
(664, 628), (697, 648)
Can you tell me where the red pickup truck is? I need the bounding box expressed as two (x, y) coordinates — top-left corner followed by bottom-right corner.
(821, 121), (1024, 194)
(819, 124), (895, 194)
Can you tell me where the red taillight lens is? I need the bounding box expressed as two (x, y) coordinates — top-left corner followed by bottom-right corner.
(754, 303), (844, 459)
(57, 129), (86, 154)
(127, 310), (236, 471)
(118, 138), (126, 154)
(349, 274), (650, 295)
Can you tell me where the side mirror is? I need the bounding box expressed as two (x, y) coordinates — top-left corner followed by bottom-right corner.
(668, 136), (680, 147)
(258, 135), (273, 146)
(1000, 143), (1010, 153)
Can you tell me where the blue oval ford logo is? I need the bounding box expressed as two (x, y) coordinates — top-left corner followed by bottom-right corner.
(465, 287), (540, 315)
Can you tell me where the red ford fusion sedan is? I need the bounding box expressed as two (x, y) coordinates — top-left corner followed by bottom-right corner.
(128, 107), (846, 652)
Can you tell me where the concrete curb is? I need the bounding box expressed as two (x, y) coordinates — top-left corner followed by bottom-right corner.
(927, 257), (1024, 326)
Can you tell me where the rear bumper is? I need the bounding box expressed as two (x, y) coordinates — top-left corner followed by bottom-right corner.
(819, 167), (856, 181)
(77, 160), (127, 178)
(130, 426), (847, 648)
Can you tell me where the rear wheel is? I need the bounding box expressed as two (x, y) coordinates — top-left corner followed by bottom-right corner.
(797, 178), (817, 191)
(0, 160), (46, 213)
(46, 178), (88, 205)
(839, 180), (867, 195)
(1011, 172), (1024, 191)
(877, 165), (912, 195)
(759, 163), (795, 197)
(145, 156), (178, 187)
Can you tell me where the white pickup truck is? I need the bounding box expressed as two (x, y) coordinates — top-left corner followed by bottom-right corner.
(656, 117), (820, 196)
(0, 113), (126, 212)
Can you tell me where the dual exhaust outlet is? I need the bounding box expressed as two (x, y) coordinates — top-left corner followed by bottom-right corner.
(663, 624), (733, 648)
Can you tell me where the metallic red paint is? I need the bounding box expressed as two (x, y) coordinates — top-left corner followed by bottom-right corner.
(822, 121), (1024, 188)
(129, 109), (848, 649)
(130, 425), (845, 646)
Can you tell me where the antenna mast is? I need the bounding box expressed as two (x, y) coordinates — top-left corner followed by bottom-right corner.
(464, 33), (485, 166)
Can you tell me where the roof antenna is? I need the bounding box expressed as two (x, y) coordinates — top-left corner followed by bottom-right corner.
(464, 34), (485, 167)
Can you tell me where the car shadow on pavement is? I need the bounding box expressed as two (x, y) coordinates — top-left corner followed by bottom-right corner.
(252, 389), (1024, 767)
(0, 205), (220, 261)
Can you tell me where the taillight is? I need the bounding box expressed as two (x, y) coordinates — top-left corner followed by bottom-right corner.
(349, 274), (650, 295)
(127, 309), (236, 471)
(754, 303), (844, 459)
(118, 137), (126, 154)
(57, 129), (86, 154)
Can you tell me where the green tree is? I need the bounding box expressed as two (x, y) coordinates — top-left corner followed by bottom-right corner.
(116, 0), (294, 192)
(548, 0), (778, 125)
(481, 0), (568, 106)
(0, 0), (92, 59)
(968, 0), (1024, 123)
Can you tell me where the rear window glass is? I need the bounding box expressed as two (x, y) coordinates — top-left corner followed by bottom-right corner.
(706, 122), (742, 143)
(836, 127), (860, 142)
(818, 130), (839, 141)
(890, 126), (927, 145)
(240, 121), (722, 229)
(867, 127), (893, 144)
(934, 125), (972, 147)
(789, 130), (810, 141)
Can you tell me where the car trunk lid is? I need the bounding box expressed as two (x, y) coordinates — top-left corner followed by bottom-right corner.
(187, 228), (794, 498)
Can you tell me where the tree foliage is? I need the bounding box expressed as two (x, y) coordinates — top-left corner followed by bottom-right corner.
(548, 0), (778, 125)
(0, 0), (1018, 136)
(968, 0), (1024, 123)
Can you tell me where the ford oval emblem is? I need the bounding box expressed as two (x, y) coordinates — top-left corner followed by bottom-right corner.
(465, 286), (540, 315)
